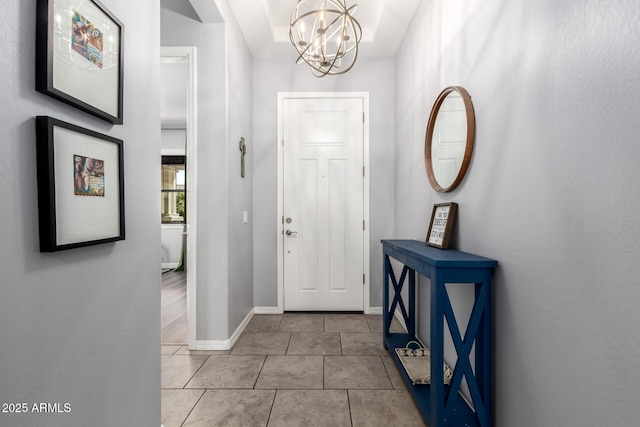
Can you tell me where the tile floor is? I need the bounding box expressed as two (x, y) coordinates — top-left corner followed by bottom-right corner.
(161, 313), (427, 426)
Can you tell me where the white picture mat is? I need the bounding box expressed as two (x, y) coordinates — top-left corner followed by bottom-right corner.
(53, 126), (121, 245)
(52, 0), (120, 116)
(428, 205), (450, 246)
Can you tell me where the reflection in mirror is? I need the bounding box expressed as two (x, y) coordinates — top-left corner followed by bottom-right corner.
(425, 87), (475, 192)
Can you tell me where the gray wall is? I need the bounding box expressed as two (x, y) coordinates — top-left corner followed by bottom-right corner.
(216, 0), (255, 337)
(252, 57), (395, 309)
(395, 0), (640, 425)
(161, 0), (254, 341)
(161, 6), (230, 340)
(0, 1), (161, 426)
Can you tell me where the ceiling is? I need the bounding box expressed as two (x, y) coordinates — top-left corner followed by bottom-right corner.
(162, 0), (421, 126)
(193, 0), (421, 59)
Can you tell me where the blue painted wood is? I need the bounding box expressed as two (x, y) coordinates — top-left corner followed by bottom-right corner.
(389, 264), (410, 327)
(381, 239), (498, 427)
(383, 255), (391, 341)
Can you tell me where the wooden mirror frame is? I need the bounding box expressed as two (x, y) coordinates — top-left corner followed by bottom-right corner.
(425, 86), (475, 193)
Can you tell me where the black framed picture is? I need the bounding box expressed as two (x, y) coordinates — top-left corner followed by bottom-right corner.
(426, 202), (457, 249)
(36, 116), (125, 252)
(36, 0), (124, 124)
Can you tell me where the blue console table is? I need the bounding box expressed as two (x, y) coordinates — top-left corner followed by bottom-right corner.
(382, 239), (498, 427)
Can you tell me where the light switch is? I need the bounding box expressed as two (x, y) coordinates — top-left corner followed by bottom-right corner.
(243, 211), (248, 224)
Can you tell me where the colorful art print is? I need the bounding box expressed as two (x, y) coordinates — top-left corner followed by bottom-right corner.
(71, 9), (104, 69)
(36, 0), (124, 124)
(74, 154), (105, 197)
(36, 116), (124, 251)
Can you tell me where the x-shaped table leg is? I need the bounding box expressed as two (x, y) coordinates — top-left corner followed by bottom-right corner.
(442, 283), (489, 424)
(385, 257), (415, 333)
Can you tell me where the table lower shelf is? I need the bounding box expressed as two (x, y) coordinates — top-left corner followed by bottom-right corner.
(384, 333), (478, 427)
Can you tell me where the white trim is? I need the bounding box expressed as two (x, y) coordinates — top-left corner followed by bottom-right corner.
(277, 92), (371, 314)
(362, 94), (371, 314)
(161, 263), (179, 270)
(194, 309), (254, 351)
(254, 306), (282, 314)
(368, 307), (383, 315)
(194, 340), (233, 351)
(161, 223), (185, 230)
(161, 46), (198, 350)
(160, 148), (186, 156)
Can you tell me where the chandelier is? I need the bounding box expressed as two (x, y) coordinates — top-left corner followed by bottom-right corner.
(289, 0), (362, 77)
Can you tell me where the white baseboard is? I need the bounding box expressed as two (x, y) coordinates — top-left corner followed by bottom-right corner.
(254, 306), (281, 314)
(194, 340), (230, 351)
(161, 262), (178, 269)
(194, 309), (255, 350)
(368, 307), (382, 315)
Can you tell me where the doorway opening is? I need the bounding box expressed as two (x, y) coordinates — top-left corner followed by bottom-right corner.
(160, 47), (197, 349)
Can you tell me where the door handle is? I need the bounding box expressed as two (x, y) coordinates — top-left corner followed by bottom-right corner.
(285, 230), (298, 236)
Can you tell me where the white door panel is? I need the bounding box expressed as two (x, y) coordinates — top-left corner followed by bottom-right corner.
(283, 98), (364, 311)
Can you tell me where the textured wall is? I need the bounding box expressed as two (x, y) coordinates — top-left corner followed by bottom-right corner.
(0, 1), (161, 426)
(395, 0), (640, 425)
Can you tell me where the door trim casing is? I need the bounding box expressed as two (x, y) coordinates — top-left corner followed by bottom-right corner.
(276, 92), (371, 314)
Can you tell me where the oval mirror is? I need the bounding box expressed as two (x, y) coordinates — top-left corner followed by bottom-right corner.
(425, 86), (475, 192)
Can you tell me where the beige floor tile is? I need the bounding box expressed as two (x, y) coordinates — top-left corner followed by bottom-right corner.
(278, 314), (324, 332)
(231, 332), (291, 355)
(381, 354), (408, 390)
(186, 355), (266, 389)
(324, 314), (370, 332)
(349, 389), (426, 427)
(287, 332), (342, 355)
(245, 314), (283, 332)
(183, 389), (275, 427)
(161, 389), (204, 427)
(161, 345), (181, 355)
(162, 355), (208, 388)
(340, 332), (388, 355)
(365, 314), (406, 333)
(365, 314), (384, 333)
(267, 390), (351, 427)
(324, 355), (393, 389)
(255, 355), (324, 389)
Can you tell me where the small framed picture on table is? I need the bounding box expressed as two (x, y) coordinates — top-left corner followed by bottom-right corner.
(426, 202), (457, 249)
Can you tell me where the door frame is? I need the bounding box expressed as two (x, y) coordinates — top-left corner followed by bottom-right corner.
(276, 92), (371, 314)
(161, 46), (197, 349)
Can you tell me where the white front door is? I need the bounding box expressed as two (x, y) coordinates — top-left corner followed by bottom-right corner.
(283, 97), (365, 311)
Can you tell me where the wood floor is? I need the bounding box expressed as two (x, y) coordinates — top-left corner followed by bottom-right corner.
(161, 270), (188, 345)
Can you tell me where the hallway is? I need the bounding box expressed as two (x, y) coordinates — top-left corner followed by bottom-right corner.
(161, 270), (188, 345)
(161, 313), (426, 426)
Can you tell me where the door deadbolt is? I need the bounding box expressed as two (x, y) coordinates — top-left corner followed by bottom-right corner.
(285, 217), (292, 224)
